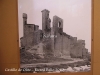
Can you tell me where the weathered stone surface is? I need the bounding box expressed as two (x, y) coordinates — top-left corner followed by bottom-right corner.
(20, 9), (89, 59)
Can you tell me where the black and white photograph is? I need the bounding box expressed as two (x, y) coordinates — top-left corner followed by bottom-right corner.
(18, 0), (92, 73)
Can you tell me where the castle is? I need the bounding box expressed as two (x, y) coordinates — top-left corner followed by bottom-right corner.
(20, 9), (88, 59)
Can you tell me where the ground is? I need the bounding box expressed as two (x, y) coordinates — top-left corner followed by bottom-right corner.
(20, 48), (91, 73)
(20, 57), (91, 73)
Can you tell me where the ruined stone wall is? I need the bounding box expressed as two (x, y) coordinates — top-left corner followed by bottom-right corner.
(54, 33), (63, 57)
(70, 40), (86, 58)
(77, 40), (85, 58)
(24, 24), (34, 36)
(33, 25), (40, 45)
(21, 13), (42, 49)
(52, 15), (73, 58)
(24, 25), (43, 49)
(33, 30), (43, 45)
(43, 37), (53, 57)
(62, 34), (72, 57)
(21, 24), (35, 49)
(82, 48), (88, 58)
(52, 16), (63, 57)
(53, 16), (63, 35)
(24, 33), (34, 49)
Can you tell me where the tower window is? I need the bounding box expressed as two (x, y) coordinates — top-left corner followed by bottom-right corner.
(58, 21), (61, 27)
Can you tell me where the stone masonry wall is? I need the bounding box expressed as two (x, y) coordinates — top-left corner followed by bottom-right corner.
(20, 10), (89, 59)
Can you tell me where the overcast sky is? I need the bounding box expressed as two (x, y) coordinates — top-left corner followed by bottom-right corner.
(18, 0), (92, 52)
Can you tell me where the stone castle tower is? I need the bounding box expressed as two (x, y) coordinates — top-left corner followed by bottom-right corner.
(53, 16), (63, 35)
(41, 9), (51, 37)
(51, 16), (64, 57)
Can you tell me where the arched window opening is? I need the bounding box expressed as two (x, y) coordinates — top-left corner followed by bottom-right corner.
(58, 21), (61, 27)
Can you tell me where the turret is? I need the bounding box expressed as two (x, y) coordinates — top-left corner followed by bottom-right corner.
(41, 9), (51, 33)
(23, 13), (27, 25)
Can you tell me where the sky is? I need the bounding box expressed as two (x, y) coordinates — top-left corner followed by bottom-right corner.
(18, 0), (92, 52)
